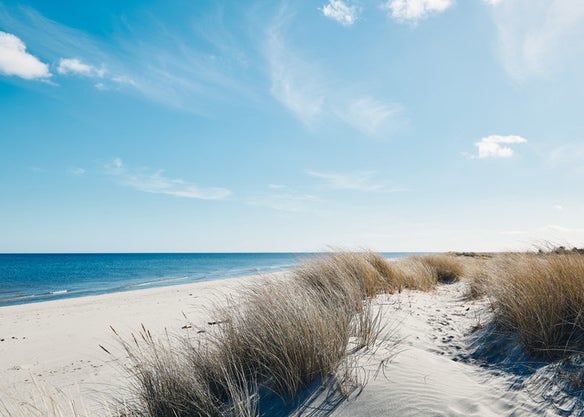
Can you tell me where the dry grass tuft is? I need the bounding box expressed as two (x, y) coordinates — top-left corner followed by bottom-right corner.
(293, 251), (388, 302)
(114, 252), (394, 417)
(5, 251), (443, 417)
(113, 325), (258, 417)
(384, 254), (466, 292)
(214, 280), (359, 399)
(412, 254), (466, 284)
(389, 257), (437, 291)
(292, 251), (456, 300)
(486, 252), (584, 357)
(457, 256), (491, 299)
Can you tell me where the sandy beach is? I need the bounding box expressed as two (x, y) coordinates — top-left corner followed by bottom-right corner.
(0, 273), (281, 415)
(1, 264), (574, 417)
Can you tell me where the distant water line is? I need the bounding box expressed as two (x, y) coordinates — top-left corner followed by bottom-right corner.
(0, 252), (411, 307)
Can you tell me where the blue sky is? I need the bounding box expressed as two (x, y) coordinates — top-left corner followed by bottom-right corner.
(1, 0), (583, 253)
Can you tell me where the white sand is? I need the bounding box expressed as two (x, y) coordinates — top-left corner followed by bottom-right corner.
(0, 274), (577, 416)
(326, 282), (557, 417)
(0, 273), (279, 415)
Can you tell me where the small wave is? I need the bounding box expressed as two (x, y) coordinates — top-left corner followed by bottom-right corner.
(124, 276), (189, 289)
(48, 290), (68, 295)
(0, 294), (36, 304)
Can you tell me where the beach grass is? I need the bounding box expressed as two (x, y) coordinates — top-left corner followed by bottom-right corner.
(112, 252), (400, 417)
(483, 251), (584, 357)
(12, 249), (584, 416)
(103, 252), (471, 416)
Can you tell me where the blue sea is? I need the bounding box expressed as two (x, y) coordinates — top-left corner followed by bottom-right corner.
(0, 253), (410, 307)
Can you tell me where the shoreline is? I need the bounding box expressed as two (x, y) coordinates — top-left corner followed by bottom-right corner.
(0, 252), (414, 309)
(0, 267), (292, 309)
(0, 271), (289, 414)
(1, 250), (580, 416)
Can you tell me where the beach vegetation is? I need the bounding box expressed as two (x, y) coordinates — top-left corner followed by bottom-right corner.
(111, 252), (399, 417)
(483, 251), (584, 358)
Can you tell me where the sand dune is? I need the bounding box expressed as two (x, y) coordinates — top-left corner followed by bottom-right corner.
(0, 270), (579, 416)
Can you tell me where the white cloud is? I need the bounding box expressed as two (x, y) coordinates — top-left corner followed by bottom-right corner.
(57, 58), (105, 77)
(265, 14), (403, 137)
(307, 170), (402, 192)
(105, 158), (231, 200)
(0, 31), (51, 79)
(484, 0), (504, 5)
(473, 134), (527, 159)
(383, 0), (453, 22)
(111, 75), (137, 86)
(336, 97), (402, 137)
(321, 0), (359, 26)
(491, 0), (584, 79)
(0, 4), (256, 113)
(266, 23), (325, 126)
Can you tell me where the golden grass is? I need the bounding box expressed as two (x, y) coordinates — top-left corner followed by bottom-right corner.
(390, 257), (437, 291)
(114, 252), (397, 417)
(413, 254), (466, 284)
(3, 251), (464, 417)
(377, 254), (467, 293)
(293, 252), (391, 305)
(293, 251), (467, 299)
(485, 252), (584, 357)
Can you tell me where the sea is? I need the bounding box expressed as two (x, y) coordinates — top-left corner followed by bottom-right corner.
(0, 252), (410, 307)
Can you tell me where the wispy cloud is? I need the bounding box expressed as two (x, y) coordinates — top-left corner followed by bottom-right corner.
(471, 134), (527, 159)
(0, 31), (51, 80)
(483, 0), (504, 5)
(382, 0), (453, 23)
(307, 170), (403, 192)
(0, 4), (255, 112)
(57, 58), (105, 78)
(490, 0), (584, 79)
(335, 97), (403, 137)
(321, 0), (359, 26)
(265, 12), (403, 136)
(266, 17), (325, 126)
(105, 158), (231, 200)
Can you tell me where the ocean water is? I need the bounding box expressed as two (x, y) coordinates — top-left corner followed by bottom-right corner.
(0, 253), (410, 307)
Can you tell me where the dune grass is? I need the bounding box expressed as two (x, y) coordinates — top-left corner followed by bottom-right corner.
(115, 252), (470, 416)
(110, 249), (584, 414)
(484, 252), (584, 358)
(412, 254), (466, 284)
(2, 251), (472, 417)
(113, 252), (402, 417)
(381, 253), (466, 292)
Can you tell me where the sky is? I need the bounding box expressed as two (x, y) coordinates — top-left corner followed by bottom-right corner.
(1, 0), (584, 253)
